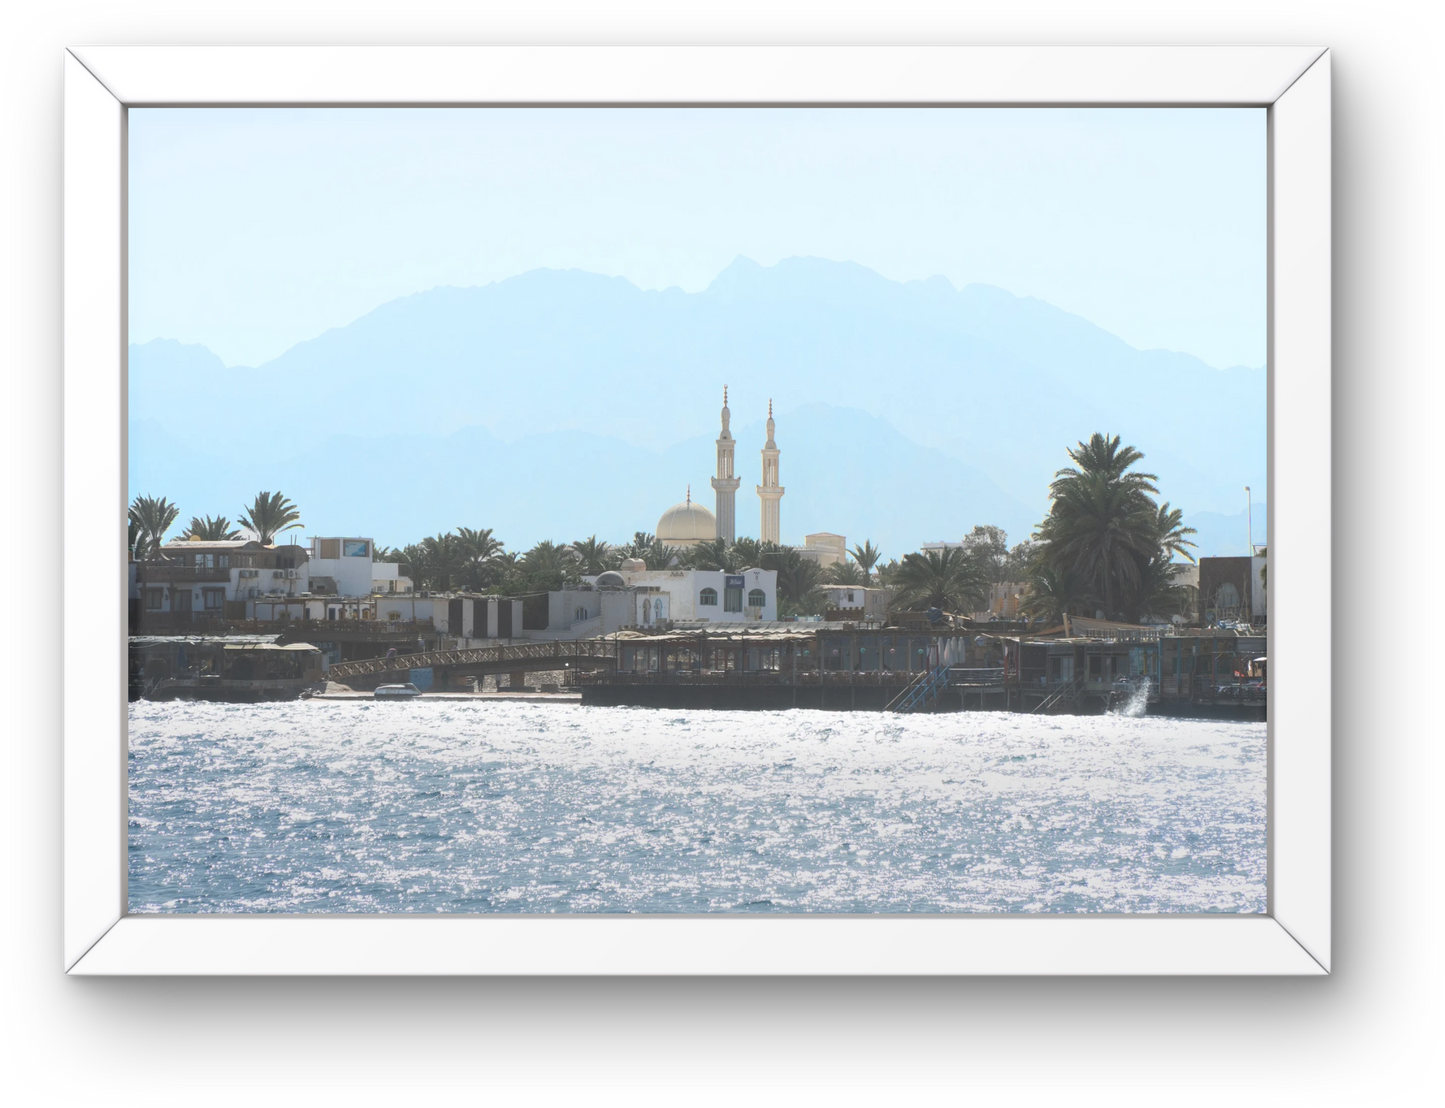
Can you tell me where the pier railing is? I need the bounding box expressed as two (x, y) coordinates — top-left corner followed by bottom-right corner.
(327, 637), (619, 681)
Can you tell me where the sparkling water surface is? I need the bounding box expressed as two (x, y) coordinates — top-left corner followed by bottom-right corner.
(127, 701), (1266, 914)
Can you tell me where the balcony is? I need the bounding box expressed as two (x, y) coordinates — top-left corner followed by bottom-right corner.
(138, 564), (231, 583)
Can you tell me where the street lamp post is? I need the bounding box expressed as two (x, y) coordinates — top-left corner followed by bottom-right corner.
(1246, 486), (1253, 554)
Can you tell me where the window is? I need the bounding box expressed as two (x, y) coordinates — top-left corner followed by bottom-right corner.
(724, 587), (743, 613)
(217, 554), (229, 568)
(699, 587), (718, 606)
(642, 599), (652, 623)
(748, 589), (766, 608)
(574, 606), (589, 621)
(203, 589), (225, 610)
(144, 588), (163, 611)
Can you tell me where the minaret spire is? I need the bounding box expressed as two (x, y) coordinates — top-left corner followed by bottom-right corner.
(758, 400), (784, 545)
(710, 384), (740, 544)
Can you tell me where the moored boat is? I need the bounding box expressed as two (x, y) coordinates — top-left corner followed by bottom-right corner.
(374, 682), (423, 699)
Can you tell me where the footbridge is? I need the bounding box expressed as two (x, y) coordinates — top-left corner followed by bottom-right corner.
(326, 638), (618, 685)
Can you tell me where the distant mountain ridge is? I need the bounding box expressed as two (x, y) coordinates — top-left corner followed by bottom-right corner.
(128, 256), (1265, 554)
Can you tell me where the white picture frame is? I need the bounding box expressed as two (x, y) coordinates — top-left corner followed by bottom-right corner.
(65, 44), (1330, 976)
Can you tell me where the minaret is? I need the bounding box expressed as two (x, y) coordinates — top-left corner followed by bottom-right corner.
(710, 385), (740, 543)
(757, 399), (784, 545)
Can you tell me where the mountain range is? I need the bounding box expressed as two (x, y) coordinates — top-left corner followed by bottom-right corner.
(128, 256), (1266, 556)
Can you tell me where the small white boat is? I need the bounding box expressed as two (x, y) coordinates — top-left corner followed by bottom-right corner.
(374, 682), (423, 699)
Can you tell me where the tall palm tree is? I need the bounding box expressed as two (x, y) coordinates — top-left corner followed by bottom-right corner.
(850, 539), (882, 581)
(570, 534), (613, 576)
(824, 559), (863, 585)
(180, 515), (241, 541)
(239, 491), (302, 546)
(128, 495), (179, 559)
(1035, 434), (1160, 619)
(888, 547), (989, 614)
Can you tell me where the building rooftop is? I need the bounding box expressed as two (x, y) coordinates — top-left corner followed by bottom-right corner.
(130, 634), (285, 646)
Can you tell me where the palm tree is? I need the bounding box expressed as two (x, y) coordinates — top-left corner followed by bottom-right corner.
(763, 546), (825, 617)
(1119, 554), (1190, 623)
(1153, 502), (1198, 564)
(874, 558), (902, 589)
(128, 495), (179, 559)
(824, 559), (863, 585)
(456, 527), (506, 590)
(180, 515), (241, 541)
(850, 539), (882, 581)
(570, 534), (613, 576)
(731, 537), (764, 570)
(1021, 564), (1097, 627)
(618, 532), (657, 561)
(239, 491), (302, 546)
(417, 531), (467, 591)
(679, 537), (729, 572)
(645, 541), (683, 570)
(1034, 434), (1160, 619)
(888, 547), (989, 614)
(489, 550), (521, 593)
(515, 540), (581, 593)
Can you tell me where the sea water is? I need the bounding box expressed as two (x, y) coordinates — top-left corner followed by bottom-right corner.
(127, 702), (1266, 914)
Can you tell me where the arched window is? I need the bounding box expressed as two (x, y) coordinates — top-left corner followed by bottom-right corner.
(574, 606), (589, 622)
(699, 588), (718, 606)
(748, 589), (766, 608)
(1214, 582), (1241, 609)
(643, 599), (652, 623)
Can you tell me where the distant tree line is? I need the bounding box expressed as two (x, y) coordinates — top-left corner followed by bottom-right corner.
(128, 432), (1197, 625)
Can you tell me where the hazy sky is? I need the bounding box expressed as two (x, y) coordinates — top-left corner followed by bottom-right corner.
(129, 106), (1265, 370)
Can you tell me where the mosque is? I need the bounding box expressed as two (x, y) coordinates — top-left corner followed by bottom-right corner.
(654, 388), (787, 549)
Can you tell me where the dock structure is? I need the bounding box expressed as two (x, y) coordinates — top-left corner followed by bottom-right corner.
(567, 622), (1267, 718)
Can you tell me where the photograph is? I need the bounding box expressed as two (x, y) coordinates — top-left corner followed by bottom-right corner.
(125, 105), (1269, 916)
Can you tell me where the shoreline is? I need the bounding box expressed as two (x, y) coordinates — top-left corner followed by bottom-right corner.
(308, 689), (581, 704)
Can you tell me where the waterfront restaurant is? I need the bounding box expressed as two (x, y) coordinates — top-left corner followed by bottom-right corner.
(604, 625), (973, 681)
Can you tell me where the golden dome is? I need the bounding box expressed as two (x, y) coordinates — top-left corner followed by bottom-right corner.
(656, 489), (717, 546)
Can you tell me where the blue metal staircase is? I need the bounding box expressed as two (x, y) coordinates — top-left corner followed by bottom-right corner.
(885, 664), (952, 713)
